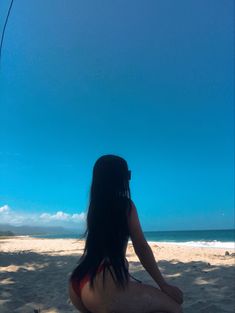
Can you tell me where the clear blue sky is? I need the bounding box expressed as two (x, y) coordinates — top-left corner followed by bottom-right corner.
(0, 0), (234, 231)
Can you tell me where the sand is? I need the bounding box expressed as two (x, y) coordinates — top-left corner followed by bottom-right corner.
(0, 236), (234, 313)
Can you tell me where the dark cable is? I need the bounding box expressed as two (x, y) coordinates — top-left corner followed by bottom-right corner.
(0, 0), (14, 61)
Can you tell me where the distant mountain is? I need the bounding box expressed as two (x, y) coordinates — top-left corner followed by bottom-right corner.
(0, 230), (15, 236)
(0, 223), (79, 235)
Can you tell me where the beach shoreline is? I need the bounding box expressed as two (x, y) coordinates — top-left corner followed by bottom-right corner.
(0, 237), (235, 312)
(5, 234), (234, 249)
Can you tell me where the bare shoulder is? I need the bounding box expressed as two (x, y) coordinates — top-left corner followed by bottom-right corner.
(128, 200), (148, 253)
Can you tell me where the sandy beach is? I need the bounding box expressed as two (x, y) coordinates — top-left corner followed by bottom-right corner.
(0, 237), (234, 313)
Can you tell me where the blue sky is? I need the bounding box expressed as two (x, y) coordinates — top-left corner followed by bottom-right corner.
(0, 0), (234, 231)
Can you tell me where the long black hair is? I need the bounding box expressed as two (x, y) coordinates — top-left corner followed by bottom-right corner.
(70, 154), (132, 290)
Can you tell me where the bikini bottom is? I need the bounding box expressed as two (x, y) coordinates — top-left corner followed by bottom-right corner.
(71, 264), (142, 298)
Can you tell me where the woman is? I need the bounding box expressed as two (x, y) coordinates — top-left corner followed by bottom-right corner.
(69, 155), (183, 313)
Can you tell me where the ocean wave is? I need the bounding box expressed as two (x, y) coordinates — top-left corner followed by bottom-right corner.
(147, 240), (235, 249)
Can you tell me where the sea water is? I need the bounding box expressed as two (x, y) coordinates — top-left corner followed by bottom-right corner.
(31, 229), (235, 249)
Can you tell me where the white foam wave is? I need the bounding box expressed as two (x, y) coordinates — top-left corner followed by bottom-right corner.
(147, 240), (235, 249)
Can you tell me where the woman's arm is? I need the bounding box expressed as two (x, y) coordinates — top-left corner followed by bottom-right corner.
(128, 200), (183, 304)
(128, 200), (166, 288)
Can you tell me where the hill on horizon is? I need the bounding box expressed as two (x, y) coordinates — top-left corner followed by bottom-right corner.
(0, 223), (80, 235)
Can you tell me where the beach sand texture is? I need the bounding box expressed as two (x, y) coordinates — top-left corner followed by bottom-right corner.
(0, 237), (234, 313)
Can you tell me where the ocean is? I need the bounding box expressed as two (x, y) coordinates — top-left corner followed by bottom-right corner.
(31, 229), (235, 249)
